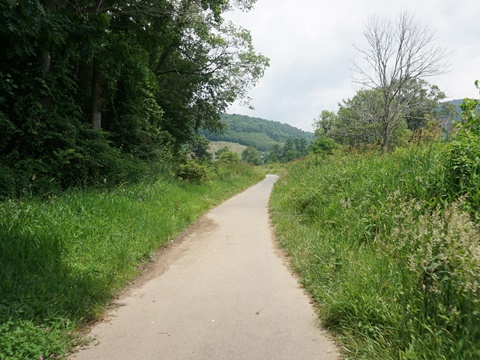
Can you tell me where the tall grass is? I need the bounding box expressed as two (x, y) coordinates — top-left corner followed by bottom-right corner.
(270, 143), (480, 359)
(0, 162), (264, 359)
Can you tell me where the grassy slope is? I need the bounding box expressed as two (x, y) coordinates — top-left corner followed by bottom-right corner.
(0, 163), (264, 359)
(270, 144), (480, 359)
(209, 141), (247, 156)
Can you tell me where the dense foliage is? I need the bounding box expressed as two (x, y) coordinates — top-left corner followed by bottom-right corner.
(270, 93), (480, 359)
(445, 86), (480, 210)
(0, 0), (268, 196)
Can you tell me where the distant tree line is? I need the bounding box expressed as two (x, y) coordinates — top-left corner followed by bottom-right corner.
(201, 114), (314, 152)
(0, 0), (268, 195)
(240, 140), (310, 165)
(264, 138), (309, 163)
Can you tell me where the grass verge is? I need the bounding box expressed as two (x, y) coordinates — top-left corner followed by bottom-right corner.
(269, 144), (480, 359)
(0, 162), (264, 359)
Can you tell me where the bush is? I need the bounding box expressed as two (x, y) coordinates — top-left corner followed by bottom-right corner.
(241, 146), (262, 165)
(309, 136), (338, 156)
(444, 92), (480, 210)
(176, 160), (210, 182)
(218, 149), (241, 163)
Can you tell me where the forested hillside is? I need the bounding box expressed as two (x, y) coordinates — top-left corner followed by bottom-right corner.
(444, 99), (465, 116)
(201, 114), (314, 151)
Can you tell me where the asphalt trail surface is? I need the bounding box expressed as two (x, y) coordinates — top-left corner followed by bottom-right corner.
(72, 175), (339, 359)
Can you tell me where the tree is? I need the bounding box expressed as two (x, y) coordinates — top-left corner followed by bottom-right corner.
(241, 146), (262, 165)
(266, 144), (283, 163)
(313, 110), (337, 137)
(331, 79), (448, 148)
(352, 11), (450, 150)
(331, 89), (387, 147)
(309, 136), (338, 156)
(394, 78), (446, 132)
(279, 138), (309, 162)
(215, 146), (230, 158)
(187, 135), (212, 161)
(152, 4), (269, 148)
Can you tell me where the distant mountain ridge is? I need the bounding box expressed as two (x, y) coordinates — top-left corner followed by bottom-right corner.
(201, 114), (314, 152)
(443, 99), (463, 115)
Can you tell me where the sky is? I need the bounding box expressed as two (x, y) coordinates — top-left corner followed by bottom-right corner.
(224, 0), (480, 132)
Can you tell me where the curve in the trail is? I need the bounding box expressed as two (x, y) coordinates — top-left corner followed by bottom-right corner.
(71, 175), (339, 360)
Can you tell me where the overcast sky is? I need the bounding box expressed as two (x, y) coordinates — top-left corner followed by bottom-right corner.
(224, 0), (480, 132)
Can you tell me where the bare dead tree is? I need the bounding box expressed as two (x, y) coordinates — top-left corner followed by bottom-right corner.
(352, 11), (451, 150)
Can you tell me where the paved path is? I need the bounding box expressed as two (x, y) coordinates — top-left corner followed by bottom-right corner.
(72, 175), (339, 360)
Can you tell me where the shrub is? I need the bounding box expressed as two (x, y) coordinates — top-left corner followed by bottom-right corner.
(176, 160), (210, 182)
(218, 149), (241, 163)
(444, 85), (480, 210)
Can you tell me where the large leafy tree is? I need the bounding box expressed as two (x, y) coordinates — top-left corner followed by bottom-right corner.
(152, 4), (269, 147)
(241, 145), (262, 165)
(312, 110), (337, 138)
(396, 78), (446, 132)
(331, 89), (384, 147)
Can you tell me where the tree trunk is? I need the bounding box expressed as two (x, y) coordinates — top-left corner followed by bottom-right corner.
(39, 0), (56, 109)
(41, 51), (51, 75)
(39, 50), (53, 109)
(91, 57), (103, 130)
(381, 123), (390, 152)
